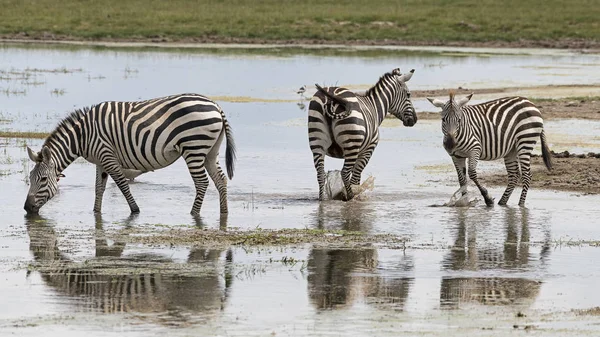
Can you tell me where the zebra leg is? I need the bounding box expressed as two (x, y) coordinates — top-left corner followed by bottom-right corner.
(341, 158), (357, 201)
(517, 152), (533, 206)
(313, 153), (328, 201)
(206, 155), (228, 214)
(308, 109), (333, 201)
(182, 151), (209, 216)
(102, 158), (140, 213)
(93, 165), (109, 213)
(351, 142), (376, 187)
(467, 155), (494, 206)
(450, 156), (468, 201)
(498, 153), (520, 206)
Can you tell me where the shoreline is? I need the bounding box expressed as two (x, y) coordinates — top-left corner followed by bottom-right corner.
(2, 37), (600, 55)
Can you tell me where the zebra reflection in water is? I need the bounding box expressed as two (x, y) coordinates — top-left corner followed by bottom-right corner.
(440, 208), (551, 309)
(25, 214), (233, 320)
(307, 203), (414, 311)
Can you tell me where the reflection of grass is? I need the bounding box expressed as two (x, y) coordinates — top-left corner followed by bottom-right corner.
(87, 74), (106, 81)
(0, 131), (48, 139)
(0, 0), (597, 44)
(0, 153), (14, 164)
(22, 80), (45, 86)
(50, 88), (66, 96)
(25, 67), (83, 74)
(0, 88), (26, 96)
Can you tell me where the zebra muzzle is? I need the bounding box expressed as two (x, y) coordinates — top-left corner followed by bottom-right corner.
(443, 135), (457, 153)
(402, 110), (417, 127)
(24, 196), (39, 214)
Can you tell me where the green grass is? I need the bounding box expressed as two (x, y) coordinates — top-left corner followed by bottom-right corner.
(0, 0), (598, 44)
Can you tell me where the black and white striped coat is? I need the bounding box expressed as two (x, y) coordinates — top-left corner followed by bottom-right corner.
(308, 68), (417, 200)
(24, 93), (236, 216)
(427, 93), (552, 206)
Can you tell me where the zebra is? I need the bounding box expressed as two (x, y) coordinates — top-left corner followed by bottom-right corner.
(308, 68), (417, 201)
(427, 93), (552, 206)
(24, 93), (236, 216)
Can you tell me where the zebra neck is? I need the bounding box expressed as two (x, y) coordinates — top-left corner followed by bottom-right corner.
(365, 88), (392, 124)
(45, 128), (85, 173)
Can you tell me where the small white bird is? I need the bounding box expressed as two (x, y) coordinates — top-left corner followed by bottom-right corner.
(296, 85), (306, 95)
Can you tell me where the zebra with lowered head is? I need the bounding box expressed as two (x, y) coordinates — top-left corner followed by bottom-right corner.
(427, 93), (552, 206)
(308, 68), (416, 201)
(24, 93), (236, 216)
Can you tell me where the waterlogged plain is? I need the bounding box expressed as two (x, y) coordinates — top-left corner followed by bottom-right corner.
(1, 44), (600, 335)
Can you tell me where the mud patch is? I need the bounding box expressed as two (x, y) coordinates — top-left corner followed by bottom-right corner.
(415, 92), (600, 121)
(486, 152), (600, 194)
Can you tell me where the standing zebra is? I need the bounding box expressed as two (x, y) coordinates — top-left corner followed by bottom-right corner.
(308, 68), (417, 201)
(427, 93), (552, 206)
(24, 93), (236, 216)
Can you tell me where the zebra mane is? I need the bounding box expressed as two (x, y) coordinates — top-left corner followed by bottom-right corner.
(449, 90), (455, 101)
(43, 107), (91, 147)
(364, 71), (397, 97)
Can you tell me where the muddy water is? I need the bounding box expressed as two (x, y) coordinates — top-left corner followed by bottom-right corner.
(1, 44), (600, 335)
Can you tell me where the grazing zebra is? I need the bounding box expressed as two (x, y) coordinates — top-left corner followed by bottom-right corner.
(308, 68), (417, 201)
(427, 93), (552, 206)
(24, 93), (236, 216)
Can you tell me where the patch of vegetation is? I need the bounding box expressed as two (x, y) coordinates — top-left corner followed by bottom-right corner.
(25, 67), (83, 74)
(0, 0), (598, 45)
(50, 88), (66, 96)
(574, 307), (600, 316)
(531, 96), (600, 103)
(0, 131), (48, 139)
(119, 227), (407, 249)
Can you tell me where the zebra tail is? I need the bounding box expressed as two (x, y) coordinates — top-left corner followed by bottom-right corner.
(222, 112), (236, 179)
(315, 83), (350, 109)
(540, 129), (553, 171)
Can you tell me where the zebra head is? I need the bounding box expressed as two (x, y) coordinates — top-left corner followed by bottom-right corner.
(24, 145), (60, 214)
(388, 68), (417, 127)
(427, 92), (473, 154)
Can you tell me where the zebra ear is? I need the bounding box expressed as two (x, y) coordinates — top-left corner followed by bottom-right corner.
(41, 145), (52, 164)
(27, 147), (41, 162)
(399, 69), (415, 82)
(458, 93), (474, 107)
(427, 97), (445, 108)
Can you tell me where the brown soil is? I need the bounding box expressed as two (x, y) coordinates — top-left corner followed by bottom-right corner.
(486, 152), (600, 194)
(415, 92), (600, 120)
(2, 34), (600, 50)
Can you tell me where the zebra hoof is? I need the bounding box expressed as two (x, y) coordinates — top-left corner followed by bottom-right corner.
(130, 207), (140, 214)
(485, 198), (495, 207)
(498, 200), (508, 206)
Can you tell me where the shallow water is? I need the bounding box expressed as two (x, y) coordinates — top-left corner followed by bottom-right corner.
(1, 44), (600, 336)
(1, 42), (600, 132)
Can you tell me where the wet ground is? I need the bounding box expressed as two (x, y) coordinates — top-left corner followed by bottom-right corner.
(1, 43), (600, 336)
